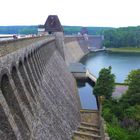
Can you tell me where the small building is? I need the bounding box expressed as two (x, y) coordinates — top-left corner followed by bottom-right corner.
(38, 15), (63, 35)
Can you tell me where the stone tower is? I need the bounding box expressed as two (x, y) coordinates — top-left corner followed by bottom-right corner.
(44, 15), (63, 34)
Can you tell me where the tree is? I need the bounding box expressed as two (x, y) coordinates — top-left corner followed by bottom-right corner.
(94, 66), (115, 99)
(124, 69), (140, 105)
(103, 26), (140, 48)
(19, 27), (37, 35)
(125, 69), (140, 95)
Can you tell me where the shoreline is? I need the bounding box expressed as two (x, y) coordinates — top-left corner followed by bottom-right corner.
(107, 47), (140, 53)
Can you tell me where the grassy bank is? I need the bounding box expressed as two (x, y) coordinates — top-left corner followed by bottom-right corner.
(115, 82), (128, 86)
(106, 123), (140, 140)
(107, 47), (140, 53)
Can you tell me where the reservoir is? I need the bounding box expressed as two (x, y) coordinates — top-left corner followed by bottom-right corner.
(80, 51), (140, 83)
(77, 51), (140, 110)
(77, 80), (98, 110)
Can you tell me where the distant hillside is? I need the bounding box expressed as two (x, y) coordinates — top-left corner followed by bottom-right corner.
(63, 26), (111, 35)
(0, 25), (111, 35)
(103, 26), (140, 48)
(0, 26), (38, 35)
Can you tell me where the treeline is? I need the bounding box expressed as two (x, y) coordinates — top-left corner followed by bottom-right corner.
(0, 26), (38, 35)
(102, 69), (140, 140)
(94, 67), (140, 140)
(63, 26), (110, 35)
(103, 26), (140, 48)
(0, 25), (110, 35)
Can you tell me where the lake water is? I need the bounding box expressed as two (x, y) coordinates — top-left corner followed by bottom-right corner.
(80, 51), (140, 83)
(77, 51), (140, 110)
(77, 80), (98, 110)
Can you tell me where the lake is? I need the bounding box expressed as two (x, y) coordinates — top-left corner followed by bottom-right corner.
(77, 51), (140, 110)
(80, 51), (140, 83)
(77, 80), (98, 110)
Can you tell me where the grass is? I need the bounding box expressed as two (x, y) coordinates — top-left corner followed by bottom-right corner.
(115, 82), (128, 86)
(107, 123), (140, 140)
(102, 99), (140, 140)
(107, 123), (129, 140)
(107, 47), (140, 53)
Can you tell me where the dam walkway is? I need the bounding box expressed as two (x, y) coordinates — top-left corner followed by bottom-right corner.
(86, 70), (97, 82)
(70, 64), (109, 140)
(70, 65), (101, 139)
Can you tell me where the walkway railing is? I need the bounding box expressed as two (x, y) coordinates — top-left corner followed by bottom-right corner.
(86, 69), (97, 82)
(0, 35), (55, 57)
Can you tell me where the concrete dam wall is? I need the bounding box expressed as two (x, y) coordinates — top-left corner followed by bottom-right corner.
(64, 35), (103, 65)
(0, 34), (81, 140)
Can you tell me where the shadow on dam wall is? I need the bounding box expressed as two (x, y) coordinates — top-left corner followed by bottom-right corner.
(0, 33), (82, 140)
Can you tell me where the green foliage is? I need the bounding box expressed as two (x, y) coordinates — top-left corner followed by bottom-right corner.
(103, 100), (140, 139)
(94, 66), (115, 99)
(128, 129), (140, 140)
(102, 108), (113, 122)
(19, 26), (37, 34)
(108, 47), (140, 53)
(107, 123), (140, 140)
(63, 26), (81, 35)
(107, 123), (129, 140)
(125, 69), (140, 96)
(63, 26), (111, 35)
(101, 69), (140, 139)
(134, 105), (140, 121)
(0, 25), (110, 35)
(0, 26), (37, 34)
(124, 106), (137, 118)
(103, 26), (140, 48)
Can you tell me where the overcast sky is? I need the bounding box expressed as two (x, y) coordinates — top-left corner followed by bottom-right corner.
(0, 0), (140, 27)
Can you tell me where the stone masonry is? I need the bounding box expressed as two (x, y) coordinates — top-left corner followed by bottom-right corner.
(0, 32), (103, 139)
(0, 34), (81, 140)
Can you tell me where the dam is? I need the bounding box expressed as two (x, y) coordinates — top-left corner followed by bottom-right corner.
(0, 16), (105, 140)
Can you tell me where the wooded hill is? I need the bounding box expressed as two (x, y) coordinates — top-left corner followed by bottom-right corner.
(0, 25), (110, 35)
(63, 26), (110, 35)
(0, 26), (38, 35)
(103, 26), (140, 48)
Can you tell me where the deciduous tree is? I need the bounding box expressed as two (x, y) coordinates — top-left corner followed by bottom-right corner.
(94, 66), (115, 99)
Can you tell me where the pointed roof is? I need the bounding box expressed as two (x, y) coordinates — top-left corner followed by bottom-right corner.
(44, 15), (63, 33)
(81, 27), (88, 35)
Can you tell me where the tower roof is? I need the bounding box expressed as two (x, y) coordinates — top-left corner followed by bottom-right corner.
(44, 15), (63, 33)
(81, 27), (88, 35)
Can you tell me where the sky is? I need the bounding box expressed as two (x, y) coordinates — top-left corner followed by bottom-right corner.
(0, 0), (140, 27)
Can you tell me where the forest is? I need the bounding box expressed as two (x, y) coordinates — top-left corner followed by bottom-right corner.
(94, 67), (140, 140)
(63, 26), (110, 35)
(0, 25), (109, 35)
(103, 26), (140, 48)
(1, 25), (140, 49)
(0, 26), (38, 35)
